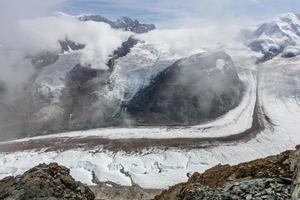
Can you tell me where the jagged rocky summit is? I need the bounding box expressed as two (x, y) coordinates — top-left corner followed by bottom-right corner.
(78, 15), (156, 33)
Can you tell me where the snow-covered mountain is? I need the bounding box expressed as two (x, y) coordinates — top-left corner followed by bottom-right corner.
(246, 13), (300, 61)
(78, 15), (156, 33)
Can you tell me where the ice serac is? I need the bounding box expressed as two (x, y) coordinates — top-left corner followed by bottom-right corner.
(126, 51), (243, 125)
(78, 15), (156, 33)
(246, 13), (300, 61)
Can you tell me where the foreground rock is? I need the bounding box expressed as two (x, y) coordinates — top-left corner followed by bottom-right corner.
(0, 163), (95, 200)
(90, 184), (161, 200)
(155, 146), (300, 200)
(178, 178), (291, 200)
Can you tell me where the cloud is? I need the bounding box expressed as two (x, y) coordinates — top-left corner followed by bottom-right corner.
(0, 0), (63, 47)
(0, 0), (130, 101)
(20, 15), (131, 68)
(136, 25), (245, 58)
(0, 0), (63, 101)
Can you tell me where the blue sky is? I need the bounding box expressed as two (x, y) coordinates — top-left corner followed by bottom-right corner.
(59, 0), (300, 26)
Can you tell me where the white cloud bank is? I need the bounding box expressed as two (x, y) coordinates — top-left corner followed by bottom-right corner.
(20, 15), (131, 69)
(136, 25), (245, 58)
(0, 0), (131, 101)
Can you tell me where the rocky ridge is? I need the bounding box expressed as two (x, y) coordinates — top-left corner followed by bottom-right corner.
(154, 146), (300, 200)
(78, 15), (155, 33)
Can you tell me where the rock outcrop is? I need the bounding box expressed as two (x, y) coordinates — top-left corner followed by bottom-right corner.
(59, 39), (85, 53)
(155, 146), (300, 200)
(30, 39), (85, 70)
(30, 51), (59, 69)
(291, 146), (300, 199)
(177, 178), (291, 200)
(126, 51), (243, 125)
(0, 163), (95, 200)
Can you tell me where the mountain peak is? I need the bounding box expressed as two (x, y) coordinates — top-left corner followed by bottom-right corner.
(78, 14), (155, 33)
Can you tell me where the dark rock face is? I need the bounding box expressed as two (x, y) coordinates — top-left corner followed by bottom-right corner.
(126, 51), (243, 125)
(78, 15), (155, 33)
(0, 163), (95, 200)
(30, 39), (85, 70)
(59, 39), (85, 53)
(0, 82), (6, 98)
(60, 64), (109, 129)
(107, 37), (139, 70)
(30, 51), (59, 69)
(67, 64), (99, 85)
(282, 51), (299, 58)
(249, 39), (284, 63)
(281, 48), (300, 58)
(113, 17), (155, 33)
